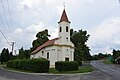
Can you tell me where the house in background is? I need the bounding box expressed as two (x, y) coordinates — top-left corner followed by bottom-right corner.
(30, 9), (74, 67)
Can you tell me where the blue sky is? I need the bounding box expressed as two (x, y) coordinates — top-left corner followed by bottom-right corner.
(0, 0), (120, 55)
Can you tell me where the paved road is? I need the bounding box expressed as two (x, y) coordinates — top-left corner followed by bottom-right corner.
(91, 60), (120, 80)
(0, 61), (119, 80)
(0, 65), (109, 80)
(0, 67), (64, 80)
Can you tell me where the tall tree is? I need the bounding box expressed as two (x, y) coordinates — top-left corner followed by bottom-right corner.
(70, 29), (91, 61)
(9, 52), (13, 60)
(1, 48), (10, 63)
(32, 29), (50, 51)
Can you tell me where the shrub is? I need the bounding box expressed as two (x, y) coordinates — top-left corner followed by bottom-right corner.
(55, 61), (79, 72)
(7, 58), (49, 73)
(77, 60), (82, 66)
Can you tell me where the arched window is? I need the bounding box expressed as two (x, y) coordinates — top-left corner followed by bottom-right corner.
(42, 51), (44, 56)
(60, 27), (62, 32)
(66, 26), (68, 32)
(47, 52), (49, 59)
(66, 37), (68, 41)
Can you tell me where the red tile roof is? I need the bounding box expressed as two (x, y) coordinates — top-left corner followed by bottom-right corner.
(31, 38), (59, 54)
(58, 9), (70, 23)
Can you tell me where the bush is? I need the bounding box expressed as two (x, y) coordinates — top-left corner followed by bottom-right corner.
(7, 58), (49, 73)
(77, 60), (82, 66)
(55, 61), (79, 72)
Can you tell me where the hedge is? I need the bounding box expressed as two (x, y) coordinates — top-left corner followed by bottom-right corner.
(77, 60), (82, 66)
(55, 61), (79, 72)
(7, 58), (49, 73)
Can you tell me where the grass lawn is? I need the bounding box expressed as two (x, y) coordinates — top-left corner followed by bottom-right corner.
(3, 66), (34, 73)
(103, 59), (113, 64)
(48, 66), (94, 74)
(0, 63), (6, 67)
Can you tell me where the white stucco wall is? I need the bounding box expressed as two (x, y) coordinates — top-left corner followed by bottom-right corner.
(58, 21), (70, 44)
(60, 46), (74, 61)
(30, 45), (74, 67)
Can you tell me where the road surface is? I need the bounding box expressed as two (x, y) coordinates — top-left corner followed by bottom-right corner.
(0, 61), (120, 80)
(91, 60), (120, 80)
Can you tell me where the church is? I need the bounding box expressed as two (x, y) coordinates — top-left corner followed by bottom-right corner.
(30, 9), (74, 67)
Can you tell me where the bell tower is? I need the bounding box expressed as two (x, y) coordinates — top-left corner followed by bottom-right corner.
(58, 9), (71, 44)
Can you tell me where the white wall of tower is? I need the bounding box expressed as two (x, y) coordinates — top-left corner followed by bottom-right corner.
(58, 21), (70, 44)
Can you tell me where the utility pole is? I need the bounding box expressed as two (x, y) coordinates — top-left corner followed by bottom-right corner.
(11, 42), (15, 55)
(14, 50), (17, 55)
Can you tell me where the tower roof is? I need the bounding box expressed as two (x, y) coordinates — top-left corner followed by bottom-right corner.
(58, 9), (70, 23)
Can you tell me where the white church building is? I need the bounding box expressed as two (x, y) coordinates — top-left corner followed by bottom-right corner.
(30, 9), (74, 67)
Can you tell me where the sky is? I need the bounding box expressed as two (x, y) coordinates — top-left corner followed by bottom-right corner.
(0, 0), (120, 55)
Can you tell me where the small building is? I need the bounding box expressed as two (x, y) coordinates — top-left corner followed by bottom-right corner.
(30, 9), (74, 67)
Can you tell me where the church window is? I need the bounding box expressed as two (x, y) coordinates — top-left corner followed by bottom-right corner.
(65, 57), (69, 61)
(66, 37), (68, 41)
(52, 49), (55, 51)
(42, 51), (44, 56)
(42, 53), (44, 56)
(60, 27), (62, 32)
(47, 52), (49, 59)
(66, 26), (68, 32)
(67, 49), (68, 51)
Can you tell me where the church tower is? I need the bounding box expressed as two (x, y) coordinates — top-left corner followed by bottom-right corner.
(31, 8), (74, 67)
(58, 9), (71, 44)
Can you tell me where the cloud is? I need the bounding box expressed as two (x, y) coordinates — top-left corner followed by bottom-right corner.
(0, 0), (120, 55)
(50, 28), (58, 39)
(88, 17), (120, 54)
(13, 21), (58, 50)
(14, 28), (23, 34)
(83, 0), (95, 3)
(25, 21), (45, 34)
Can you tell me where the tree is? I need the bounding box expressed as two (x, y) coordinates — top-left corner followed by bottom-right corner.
(18, 47), (30, 59)
(70, 29), (91, 61)
(9, 52), (13, 60)
(31, 29), (50, 51)
(24, 49), (31, 59)
(112, 49), (120, 59)
(18, 47), (25, 59)
(0, 55), (1, 63)
(1, 48), (10, 63)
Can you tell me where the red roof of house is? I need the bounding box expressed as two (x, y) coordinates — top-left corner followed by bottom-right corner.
(58, 9), (70, 23)
(31, 38), (59, 54)
(117, 56), (120, 60)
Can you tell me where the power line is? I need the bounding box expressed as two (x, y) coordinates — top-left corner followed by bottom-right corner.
(0, 14), (7, 37)
(0, 1), (9, 40)
(0, 0), (13, 41)
(0, 29), (11, 45)
(0, 11), (11, 46)
(6, 0), (14, 40)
